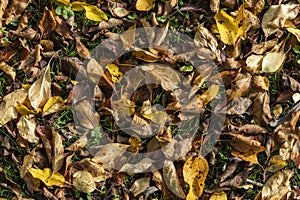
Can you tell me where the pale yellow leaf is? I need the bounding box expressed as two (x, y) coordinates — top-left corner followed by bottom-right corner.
(136, 0), (154, 11)
(112, 7), (129, 18)
(28, 64), (51, 110)
(261, 52), (285, 73)
(129, 177), (150, 197)
(82, 5), (108, 22)
(210, 191), (227, 200)
(71, 1), (86, 11)
(0, 62), (16, 80)
(17, 115), (39, 143)
(28, 168), (65, 187)
(55, 0), (70, 6)
(72, 171), (96, 193)
(42, 96), (65, 116)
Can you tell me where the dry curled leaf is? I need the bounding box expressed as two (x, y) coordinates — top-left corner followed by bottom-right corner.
(38, 7), (56, 36)
(130, 177), (150, 197)
(52, 131), (64, 175)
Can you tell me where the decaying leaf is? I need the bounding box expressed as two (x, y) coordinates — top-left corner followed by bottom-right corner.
(130, 177), (150, 197)
(163, 160), (186, 199)
(4, 0), (29, 25)
(28, 63), (51, 110)
(72, 171), (96, 193)
(262, 4), (299, 38)
(28, 168), (65, 187)
(0, 62), (16, 80)
(73, 100), (99, 129)
(75, 37), (91, 59)
(136, 0), (154, 11)
(183, 156), (209, 200)
(261, 169), (293, 200)
(38, 7), (57, 36)
(0, 88), (28, 126)
(266, 155), (286, 172)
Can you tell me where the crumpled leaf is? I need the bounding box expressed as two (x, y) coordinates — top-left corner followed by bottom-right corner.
(262, 4), (299, 38)
(38, 7), (57, 36)
(163, 160), (186, 199)
(130, 177), (150, 197)
(253, 75), (269, 91)
(4, 0), (29, 25)
(225, 97), (252, 115)
(136, 0), (154, 11)
(28, 63), (51, 110)
(183, 156), (209, 200)
(246, 54), (263, 73)
(141, 100), (168, 124)
(214, 7), (246, 45)
(72, 171), (96, 193)
(0, 62), (16, 80)
(28, 168), (65, 187)
(106, 64), (123, 83)
(75, 37), (91, 59)
(0, 88), (28, 126)
(261, 169), (293, 200)
(132, 49), (160, 62)
(128, 135), (142, 154)
(17, 115), (39, 143)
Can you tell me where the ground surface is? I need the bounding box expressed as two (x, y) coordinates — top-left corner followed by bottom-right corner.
(0, 0), (300, 199)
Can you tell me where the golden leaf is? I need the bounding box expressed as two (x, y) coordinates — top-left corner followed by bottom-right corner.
(210, 191), (227, 200)
(71, 1), (86, 11)
(136, 0), (154, 11)
(55, 0), (70, 6)
(266, 155), (286, 172)
(16, 103), (37, 115)
(82, 5), (108, 22)
(132, 49), (159, 62)
(106, 64), (123, 83)
(38, 7), (56, 35)
(42, 96), (65, 116)
(28, 168), (65, 187)
(183, 156), (209, 200)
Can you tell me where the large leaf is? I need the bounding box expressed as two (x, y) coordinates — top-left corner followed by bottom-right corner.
(28, 168), (65, 187)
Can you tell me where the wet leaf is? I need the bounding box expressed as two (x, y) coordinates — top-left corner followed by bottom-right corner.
(28, 63), (51, 110)
(17, 115), (39, 143)
(72, 171), (96, 193)
(28, 168), (65, 187)
(130, 177), (150, 197)
(0, 88), (28, 126)
(183, 156), (209, 200)
(136, 0), (154, 11)
(163, 160), (186, 199)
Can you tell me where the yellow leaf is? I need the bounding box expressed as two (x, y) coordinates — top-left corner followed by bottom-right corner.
(71, 1), (86, 11)
(43, 96), (65, 116)
(132, 49), (159, 62)
(16, 103), (37, 115)
(128, 135), (142, 154)
(141, 100), (167, 124)
(82, 5), (108, 22)
(106, 64), (123, 83)
(136, 0), (154, 11)
(28, 168), (65, 187)
(183, 156), (209, 200)
(200, 85), (219, 105)
(261, 52), (285, 73)
(0, 62), (16, 80)
(266, 155), (286, 172)
(231, 150), (259, 164)
(210, 191), (227, 200)
(214, 8), (246, 45)
(55, 0), (70, 6)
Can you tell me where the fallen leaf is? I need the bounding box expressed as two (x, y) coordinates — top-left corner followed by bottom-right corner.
(245, 54), (263, 74)
(253, 76), (269, 91)
(28, 168), (65, 187)
(75, 37), (91, 59)
(38, 7), (57, 36)
(112, 7), (129, 18)
(16, 102), (37, 115)
(120, 158), (154, 173)
(106, 64), (123, 83)
(73, 100), (99, 129)
(141, 100), (168, 124)
(42, 96), (65, 116)
(130, 177), (150, 197)
(132, 49), (160, 62)
(28, 63), (51, 110)
(262, 169), (293, 200)
(71, 1), (86, 11)
(0, 62), (16, 80)
(128, 135), (142, 154)
(210, 191), (227, 200)
(262, 4), (299, 38)
(163, 160), (186, 199)
(225, 97), (252, 115)
(20, 149), (35, 178)
(251, 38), (278, 55)
(82, 5), (108, 22)
(0, 0), (8, 27)
(253, 92), (272, 125)
(72, 171), (96, 193)
(266, 155), (286, 172)
(4, 0), (29, 25)
(17, 115), (39, 143)
(0, 88), (28, 126)
(214, 8), (246, 45)
(291, 140), (300, 169)
(261, 52), (286, 73)
(231, 150), (259, 164)
(183, 156), (209, 200)
(51, 131), (64, 175)
(55, 0), (70, 6)
(136, 0), (154, 11)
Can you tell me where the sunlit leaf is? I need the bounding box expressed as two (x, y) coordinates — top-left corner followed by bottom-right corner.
(106, 64), (123, 83)
(136, 0), (154, 11)
(82, 5), (108, 22)
(130, 177), (150, 197)
(72, 171), (96, 193)
(17, 115), (39, 143)
(28, 168), (65, 187)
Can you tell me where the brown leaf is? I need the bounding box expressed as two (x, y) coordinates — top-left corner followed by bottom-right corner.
(36, 126), (53, 164)
(163, 160), (186, 199)
(75, 37), (90, 59)
(4, 0), (29, 25)
(0, 62), (16, 80)
(38, 7), (57, 36)
(72, 171), (96, 193)
(73, 100), (99, 129)
(227, 73), (252, 99)
(238, 124), (268, 135)
(17, 115), (39, 143)
(51, 131), (64, 175)
(291, 140), (300, 169)
(55, 16), (74, 39)
(253, 76), (269, 91)
(130, 177), (150, 197)
(251, 38), (278, 55)
(0, 0), (8, 27)
(20, 149), (35, 178)
(253, 92), (272, 125)
(225, 97), (252, 115)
